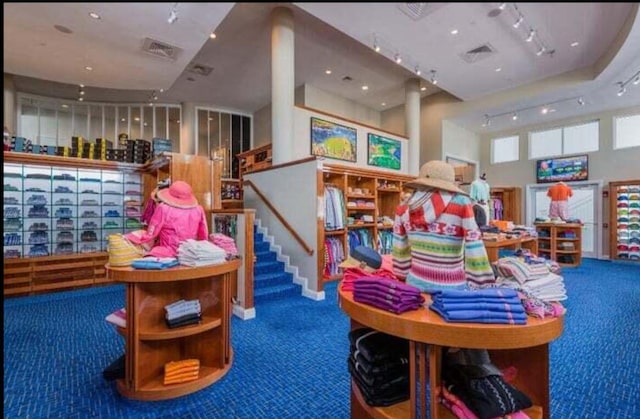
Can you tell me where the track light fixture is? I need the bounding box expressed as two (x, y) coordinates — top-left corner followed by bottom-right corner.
(394, 53), (402, 64)
(507, 4), (553, 58)
(482, 95), (586, 127)
(499, 3), (507, 10)
(615, 69), (640, 96)
(415, 66), (421, 76)
(167, 3), (178, 24)
(430, 70), (438, 85)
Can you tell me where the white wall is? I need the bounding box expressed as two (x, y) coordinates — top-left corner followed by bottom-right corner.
(243, 159), (320, 293)
(293, 106), (410, 175)
(303, 84), (381, 127)
(252, 103), (272, 148)
(4, 73), (16, 134)
(441, 119), (481, 167)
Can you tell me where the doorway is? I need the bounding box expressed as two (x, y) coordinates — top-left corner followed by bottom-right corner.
(445, 154), (478, 194)
(526, 180), (603, 259)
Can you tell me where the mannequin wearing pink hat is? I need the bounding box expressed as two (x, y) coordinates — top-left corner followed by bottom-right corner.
(126, 181), (208, 258)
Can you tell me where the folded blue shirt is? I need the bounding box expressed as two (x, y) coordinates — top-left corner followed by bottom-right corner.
(430, 288), (518, 299)
(131, 257), (179, 270)
(429, 304), (527, 325)
(431, 301), (525, 314)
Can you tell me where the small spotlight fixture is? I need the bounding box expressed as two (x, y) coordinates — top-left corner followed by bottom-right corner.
(420, 86), (427, 92)
(617, 84), (626, 97)
(78, 97), (84, 102)
(361, 85), (369, 91)
(394, 54), (402, 64)
(134, 117), (140, 122)
(513, 15), (523, 29)
(536, 46), (546, 56)
(450, 29), (459, 35)
(61, 104), (69, 109)
(89, 12), (100, 19)
(85, 66), (93, 71)
(415, 66), (421, 76)
(578, 97), (585, 106)
(373, 36), (380, 52)
(159, 88), (165, 93)
(167, 3), (178, 24)
(430, 70), (438, 85)
(79, 84), (85, 88)
(495, 67), (502, 72)
(381, 102), (386, 107)
(541, 107), (549, 115)
(209, 32), (217, 39)
(325, 69), (332, 75)
(149, 102), (154, 106)
(512, 112), (518, 121)
(499, 3), (507, 10)
(79, 90), (85, 96)
(614, 70), (640, 96)
(571, 41), (580, 47)
(634, 75), (640, 85)
(121, 118), (126, 122)
(153, 95), (158, 100)
(526, 29), (535, 42)
(483, 114), (491, 127)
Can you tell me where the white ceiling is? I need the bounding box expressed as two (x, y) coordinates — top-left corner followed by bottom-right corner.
(4, 3), (640, 134)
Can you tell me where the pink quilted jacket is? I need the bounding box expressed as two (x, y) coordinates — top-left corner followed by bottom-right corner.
(126, 203), (208, 257)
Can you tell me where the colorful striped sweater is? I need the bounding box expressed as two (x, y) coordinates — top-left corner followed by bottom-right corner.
(392, 190), (495, 291)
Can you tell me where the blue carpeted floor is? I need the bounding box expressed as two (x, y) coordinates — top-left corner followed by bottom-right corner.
(3, 259), (640, 418)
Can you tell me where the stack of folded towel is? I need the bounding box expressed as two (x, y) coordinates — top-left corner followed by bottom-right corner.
(353, 277), (424, 314)
(178, 239), (226, 266)
(495, 257), (567, 302)
(164, 299), (201, 329)
(163, 359), (200, 385)
(429, 288), (527, 325)
(348, 328), (410, 407)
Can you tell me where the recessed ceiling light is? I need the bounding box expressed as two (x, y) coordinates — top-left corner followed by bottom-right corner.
(450, 29), (459, 35)
(61, 104), (69, 109)
(541, 107), (549, 114)
(85, 66), (93, 71)
(420, 86), (427, 91)
(325, 69), (332, 75)
(361, 85), (369, 91)
(88, 12), (100, 19)
(495, 67), (502, 72)
(159, 88), (165, 93)
(381, 102), (386, 106)
(143, 122), (148, 127)
(121, 118), (126, 122)
(54, 25), (73, 34)
(78, 97), (84, 102)
(79, 84), (85, 88)
(209, 32), (217, 39)
(571, 41), (579, 47)
(134, 117), (140, 122)
(79, 90), (85, 95)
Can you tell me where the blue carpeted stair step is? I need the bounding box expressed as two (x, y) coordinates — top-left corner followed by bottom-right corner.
(254, 260), (285, 275)
(255, 250), (277, 262)
(254, 271), (293, 289)
(255, 232), (264, 242)
(253, 283), (300, 301)
(254, 241), (270, 252)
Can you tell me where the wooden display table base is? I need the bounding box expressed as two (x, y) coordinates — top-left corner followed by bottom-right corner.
(483, 236), (538, 264)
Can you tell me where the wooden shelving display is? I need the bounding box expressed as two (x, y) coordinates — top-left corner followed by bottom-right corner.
(490, 186), (522, 224)
(339, 288), (563, 419)
(535, 223), (583, 267)
(608, 180), (640, 262)
(320, 164), (414, 282)
(107, 260), (240, 401)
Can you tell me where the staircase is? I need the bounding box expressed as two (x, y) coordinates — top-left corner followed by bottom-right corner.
(253, 225), (301, 303)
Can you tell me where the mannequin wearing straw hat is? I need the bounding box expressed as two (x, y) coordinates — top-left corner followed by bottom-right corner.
(392, 161), (496, 291)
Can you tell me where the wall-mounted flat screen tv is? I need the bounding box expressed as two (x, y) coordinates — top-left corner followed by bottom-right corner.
(536, 155), (588, 184)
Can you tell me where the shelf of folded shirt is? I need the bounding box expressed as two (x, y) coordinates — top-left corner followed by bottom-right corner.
(325, 229), (346, 236)
(339, 288), (562, 419)
(347, 223), (377, 229)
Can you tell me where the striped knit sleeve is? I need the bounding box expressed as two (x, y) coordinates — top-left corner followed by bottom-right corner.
(458, 198), (496, 288)
(392, 204), (411, 280)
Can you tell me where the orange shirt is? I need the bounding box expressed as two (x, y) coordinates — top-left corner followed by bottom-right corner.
(547, 183), (573, 202)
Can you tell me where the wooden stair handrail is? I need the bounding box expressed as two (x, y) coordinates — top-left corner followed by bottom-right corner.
(243, 179), (314, 256)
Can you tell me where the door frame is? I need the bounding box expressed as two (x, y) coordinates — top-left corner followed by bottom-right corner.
(526, 179), (604, 259)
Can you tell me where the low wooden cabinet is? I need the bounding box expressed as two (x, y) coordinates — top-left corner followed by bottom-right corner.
(339, 288), (563, 419)
(107, 260), (240, 401)
(535, 223), (582, 267)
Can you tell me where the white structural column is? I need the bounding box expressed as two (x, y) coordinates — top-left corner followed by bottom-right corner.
(271, 6), (295, 164)
(181, 101), (196, 155)
(405, 78), (421, 175)
(4, 73), (16, 134)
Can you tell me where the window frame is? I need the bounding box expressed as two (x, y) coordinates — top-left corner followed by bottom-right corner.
(528, 119), (600, 160)
(613, 113), (640, 151)
(490, 134), (520, 164)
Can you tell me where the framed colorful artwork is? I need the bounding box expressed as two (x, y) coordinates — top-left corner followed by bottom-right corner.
(367, 133), (401, 170)
(310, 117), (357, 162)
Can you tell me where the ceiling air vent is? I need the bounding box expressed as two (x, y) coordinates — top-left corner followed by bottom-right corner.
(459, 43), (497, 64)
(396, 3), (445, 21)
(188, 63), (214, 76)
(141, 37), (182, 61)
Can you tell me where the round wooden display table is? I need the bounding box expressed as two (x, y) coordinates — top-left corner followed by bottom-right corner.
(107, 259), (240, 401)
(338, 287), (563, 419)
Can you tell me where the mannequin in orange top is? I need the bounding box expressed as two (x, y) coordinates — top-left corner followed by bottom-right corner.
(547, 181), (573, 220)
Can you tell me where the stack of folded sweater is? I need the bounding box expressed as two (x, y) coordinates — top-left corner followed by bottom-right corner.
(353, 277), (424, 314)
(163, 359), (200, 385)
(164, 299), (201, 329)
(442, 348), (533, 419)
(178, 239), (226, 266)
(208, 233), (238, 257)
(348, 328), (410, 407)
(429, 288), (527, 325)
(341, 267), (396, 292)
